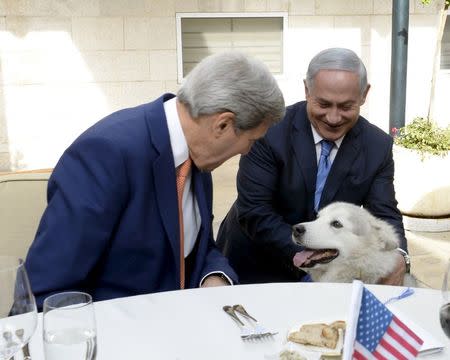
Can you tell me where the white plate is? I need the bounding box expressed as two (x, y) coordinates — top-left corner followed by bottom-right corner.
(286, 319), (345, 357)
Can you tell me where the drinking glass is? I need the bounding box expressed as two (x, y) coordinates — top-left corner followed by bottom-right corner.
(440, 258), (450, 339)
(43, 292), (97, 360)
(0, 256), (37, 360)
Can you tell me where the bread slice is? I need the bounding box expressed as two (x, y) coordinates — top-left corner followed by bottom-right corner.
(288, 322), (340, 349)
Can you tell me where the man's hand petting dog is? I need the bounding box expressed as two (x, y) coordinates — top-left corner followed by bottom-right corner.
(378, 253), (406, 286)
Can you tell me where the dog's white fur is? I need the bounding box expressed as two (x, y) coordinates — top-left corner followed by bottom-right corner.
(292, 202), (414, 285)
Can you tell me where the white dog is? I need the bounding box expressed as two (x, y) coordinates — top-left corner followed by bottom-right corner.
(292, 202), (414, 285)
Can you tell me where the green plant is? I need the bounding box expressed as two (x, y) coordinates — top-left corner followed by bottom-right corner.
(393, 117), (450, 157)
(421, 0), (449, 5)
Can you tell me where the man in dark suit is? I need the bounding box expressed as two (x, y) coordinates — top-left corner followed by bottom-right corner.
(25, 51), (285, 307)
(217, 48), (409, 286)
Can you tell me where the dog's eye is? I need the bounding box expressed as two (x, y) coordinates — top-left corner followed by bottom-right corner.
(331, 220), (343, 228)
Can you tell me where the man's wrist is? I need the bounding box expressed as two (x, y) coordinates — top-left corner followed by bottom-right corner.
(397, 248), (411, 274)
(200, 272), (233, 286)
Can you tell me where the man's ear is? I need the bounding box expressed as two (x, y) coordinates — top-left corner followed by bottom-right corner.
(213, 112), (235, 137)
(360, 84), (371, 105)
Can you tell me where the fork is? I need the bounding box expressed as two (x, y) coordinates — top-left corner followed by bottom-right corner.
(15, 328), (32, 360)
(223, 305), (278, 340)
(223, 305), (254, 339)
(232, 304), (278, 338)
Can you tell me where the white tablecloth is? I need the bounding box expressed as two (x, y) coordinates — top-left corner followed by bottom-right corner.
(28, 282), (449, 359)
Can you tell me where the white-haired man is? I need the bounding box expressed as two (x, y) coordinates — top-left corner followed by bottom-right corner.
(26, 51), (285, 308)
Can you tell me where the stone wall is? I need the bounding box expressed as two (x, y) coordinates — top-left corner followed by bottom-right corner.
(0, 0), (446, 170)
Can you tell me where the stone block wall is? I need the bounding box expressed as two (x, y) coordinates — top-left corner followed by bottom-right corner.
(0, 0), (445, 170)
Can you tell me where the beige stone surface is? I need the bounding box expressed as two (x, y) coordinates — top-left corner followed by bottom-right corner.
(0, 151), (10, 171)
(1, 49), (93, 85)
(149, 50), (177, 81)
(3, 0), (100, 16)
(151, 0), (175, 17)
(5, 16), (71, 36)
(98, 0), (151, 16)
(164, 80), (181, 93)
(288, 0), (315, 15)
(315, 0), (373, 15)
(245, 0), (267, 11)
(81, 50), (150, 82)
(175, 0), (199, 12)
(0, 0), (447, 202)
(1, 17), (72, 53)
(0, 118), (7, 143)
(221, 0), (245, 12)
(267, 0), (289, 11)
(97, 81), (166, 111)
(334, 16), (372, 46)
(125, 17), (176, 50)
(72, 17), (124, 50)
(198, 0), (222, 12)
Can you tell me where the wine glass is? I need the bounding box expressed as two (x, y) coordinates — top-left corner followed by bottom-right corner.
(0, 256), (38, 360)
(440, 258), (450, 339)
(43, 292), (97, 360)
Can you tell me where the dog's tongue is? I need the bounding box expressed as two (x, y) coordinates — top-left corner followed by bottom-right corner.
(293, 249), (339, 268)
(293, 250), (315, 267)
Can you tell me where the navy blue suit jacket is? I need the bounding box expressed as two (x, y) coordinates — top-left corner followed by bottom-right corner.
(26, 94), (238, 307)
(217, 101), (406, 284)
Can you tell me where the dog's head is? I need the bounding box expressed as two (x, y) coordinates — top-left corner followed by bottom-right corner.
(292, 202), (399, 268)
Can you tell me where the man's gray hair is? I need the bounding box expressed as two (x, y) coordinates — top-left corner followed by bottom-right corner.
(305, 48), (368, 94)
(177, 51), (285, 131)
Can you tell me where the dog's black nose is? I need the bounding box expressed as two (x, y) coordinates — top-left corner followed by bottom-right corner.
(292, 224), (306, 237)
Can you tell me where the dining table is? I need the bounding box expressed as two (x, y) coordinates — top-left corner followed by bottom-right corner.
(27, 282), (448, 359)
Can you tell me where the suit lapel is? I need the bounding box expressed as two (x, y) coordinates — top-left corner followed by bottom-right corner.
(292, 104), (318, 213)
(320, 119), (362, 207)
(146, 94), (181, 273)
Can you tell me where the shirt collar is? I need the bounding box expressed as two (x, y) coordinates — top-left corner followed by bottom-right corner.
(164, 97), (189, 168)
(310, 124), (344, 149)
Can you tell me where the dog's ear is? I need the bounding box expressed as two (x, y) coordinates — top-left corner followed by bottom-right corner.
(372, 219), (399, 251)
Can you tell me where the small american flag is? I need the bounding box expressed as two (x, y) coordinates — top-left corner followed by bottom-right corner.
(352, 287), (423, 360)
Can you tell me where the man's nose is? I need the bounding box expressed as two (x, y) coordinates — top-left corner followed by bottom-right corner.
(326, 107), (341, 124)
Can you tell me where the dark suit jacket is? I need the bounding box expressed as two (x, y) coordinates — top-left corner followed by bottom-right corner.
(216, 101), (406, 284)
(26, 94), (238, 307)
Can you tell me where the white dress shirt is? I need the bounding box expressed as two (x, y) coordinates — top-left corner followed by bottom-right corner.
(164, 97), (200, 257)
(311, 125), (344, 165)
(163, 97), (232, 285)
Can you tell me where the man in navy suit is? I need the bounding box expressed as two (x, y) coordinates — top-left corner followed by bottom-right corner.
(217, 48), (409, 285)
(25, 51), (285, 307)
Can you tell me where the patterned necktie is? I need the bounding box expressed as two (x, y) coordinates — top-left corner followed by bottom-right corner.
(176, 158), (192, 289)
(314, 140), (334, 212)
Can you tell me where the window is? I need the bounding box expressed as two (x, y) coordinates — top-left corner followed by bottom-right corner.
(440, 16), (450, 70)
(176, 12), (287, 83)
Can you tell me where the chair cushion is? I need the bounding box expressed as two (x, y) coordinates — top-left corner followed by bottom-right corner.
(0, 169), (52, 258)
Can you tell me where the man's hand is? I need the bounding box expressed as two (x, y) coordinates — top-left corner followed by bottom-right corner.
(378, 253), (406, 285)
(201, 275), (230, 288)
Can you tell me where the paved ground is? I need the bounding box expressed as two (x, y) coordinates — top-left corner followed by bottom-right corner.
(211, 156), (450, 290)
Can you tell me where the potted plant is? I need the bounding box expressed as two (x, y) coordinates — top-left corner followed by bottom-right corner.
(392, 117), (450, 223)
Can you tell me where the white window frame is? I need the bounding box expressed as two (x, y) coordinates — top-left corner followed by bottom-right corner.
(175, 12), (288, 84)
(440, 15), (450, 72)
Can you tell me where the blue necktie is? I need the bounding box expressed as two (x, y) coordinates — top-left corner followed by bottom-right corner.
(314, 140), (334, 212)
